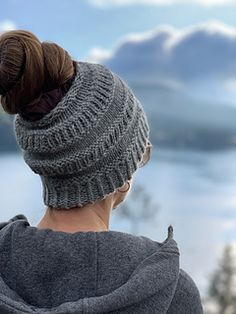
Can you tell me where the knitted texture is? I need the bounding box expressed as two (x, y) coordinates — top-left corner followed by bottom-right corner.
(13, 61), (150, 209)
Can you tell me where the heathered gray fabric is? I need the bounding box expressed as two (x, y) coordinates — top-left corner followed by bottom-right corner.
(13, 61), (150, 209)
(0, 215), (204, 314)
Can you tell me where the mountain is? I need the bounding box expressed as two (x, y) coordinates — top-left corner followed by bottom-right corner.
(131, 83), (236, 151)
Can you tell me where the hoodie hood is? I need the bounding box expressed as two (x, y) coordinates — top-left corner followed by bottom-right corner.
(0, 214), (180, 314)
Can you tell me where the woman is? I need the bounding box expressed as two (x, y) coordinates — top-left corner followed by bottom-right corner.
(0, 30), (203, 313)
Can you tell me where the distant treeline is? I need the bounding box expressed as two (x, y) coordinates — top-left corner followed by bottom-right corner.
(0, 118), (19, 153)
(148, 114), (236, 152)
(0, 115), (235, 153)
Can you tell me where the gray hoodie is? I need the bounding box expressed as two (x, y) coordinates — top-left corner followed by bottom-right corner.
(0, 214), (203, 314)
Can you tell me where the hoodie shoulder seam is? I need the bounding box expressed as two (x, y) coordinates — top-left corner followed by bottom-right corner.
(0, 296), (32, 314)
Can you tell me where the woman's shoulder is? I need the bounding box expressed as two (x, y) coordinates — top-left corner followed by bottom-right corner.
(0, 214), (28, 231)
(168, 268), (204, 314)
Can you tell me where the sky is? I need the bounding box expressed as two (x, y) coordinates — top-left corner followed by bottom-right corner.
(2, 0), (236, 106)
(2, 0), (236, 61)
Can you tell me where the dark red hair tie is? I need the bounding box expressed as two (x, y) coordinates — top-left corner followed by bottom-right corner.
(19, 64), (77, 122)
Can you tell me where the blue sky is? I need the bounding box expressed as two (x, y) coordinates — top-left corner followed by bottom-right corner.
(2, 0), (236, 60)
(3, 0), (236, 106)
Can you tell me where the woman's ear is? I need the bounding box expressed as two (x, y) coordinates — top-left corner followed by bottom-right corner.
(112, 179), (133, 210)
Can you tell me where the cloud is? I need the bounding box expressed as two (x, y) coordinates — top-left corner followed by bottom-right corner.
(0, 20), (16, 32)
(90, 0), (236, 7)
(87, 47), (113, 63)
(224, 79), (236, 92)
(87, 20), (236, 91)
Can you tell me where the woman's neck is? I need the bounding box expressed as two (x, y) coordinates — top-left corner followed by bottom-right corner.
(36, 198), (112, 233)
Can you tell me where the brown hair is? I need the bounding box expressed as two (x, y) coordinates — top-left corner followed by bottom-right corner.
(0, 30), (74, 115)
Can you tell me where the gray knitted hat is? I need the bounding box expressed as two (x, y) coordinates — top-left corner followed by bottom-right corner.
(13, 61), (150, 209)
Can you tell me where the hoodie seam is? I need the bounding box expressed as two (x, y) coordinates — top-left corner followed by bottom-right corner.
(162, 250), (179, 256)
(0, 297), (33, 313)
(161, 250), (179, 256)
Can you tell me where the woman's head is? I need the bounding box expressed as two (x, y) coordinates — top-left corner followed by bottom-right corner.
(0, 29), (152, 211)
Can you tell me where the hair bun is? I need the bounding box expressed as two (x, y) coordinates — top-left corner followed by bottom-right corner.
(0, 32), (26, 96)
(0, 30), (74, 116)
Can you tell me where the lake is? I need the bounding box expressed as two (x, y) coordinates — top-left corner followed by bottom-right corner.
(1, 147), (236, 298)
